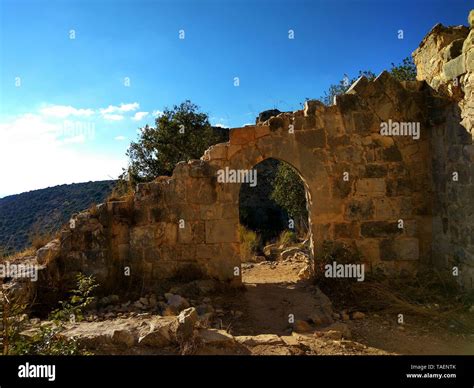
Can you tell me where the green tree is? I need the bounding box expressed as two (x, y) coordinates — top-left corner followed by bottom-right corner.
(126, 100), (228, 182)
(389, 57), (417, 82)
(270, 162), (308, 234)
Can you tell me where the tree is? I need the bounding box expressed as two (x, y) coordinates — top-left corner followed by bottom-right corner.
(390, 57), (417, 82)
(270, 162), (308, 235)
(126, 100), (228, 182)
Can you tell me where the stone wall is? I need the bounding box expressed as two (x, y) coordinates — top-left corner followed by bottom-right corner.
(34, 73), (459, 299)
(413, 10), (474, 288)
(28, 11), (474, 300)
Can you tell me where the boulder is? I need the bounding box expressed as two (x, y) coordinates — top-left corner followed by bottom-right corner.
(165, 293), (190, 311)
(293, 320), (313, 333)
(257, 109), (281, 123)
(235, 334), (284, 347)
(174, 307), (198, 340)
(198, 329), (235, 347)
(138, 316), (177, 347)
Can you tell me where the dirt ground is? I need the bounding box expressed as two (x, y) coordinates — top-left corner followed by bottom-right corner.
(210, 259), (474, 355)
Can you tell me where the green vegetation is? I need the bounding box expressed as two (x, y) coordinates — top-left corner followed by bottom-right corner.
(1, 274), (97, 355)
(276, 230), (297, 247)
(126, 100), (229, 182)
(270, 163), (308, 234)
(50, 273), (99, 323)
(239, 224), (260, 260)
(0, 180), (115, 254)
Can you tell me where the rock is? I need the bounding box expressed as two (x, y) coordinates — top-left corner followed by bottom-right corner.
(175, 307), (198, 340)
(341, 311), (350, 321)
(293, 320), (313, 333)
(469, 9), (474, 28)
(194, 279), (218, 295)
(29, 318), (41, 325)
(196, 304), (214, 316)
(257, 109), (281, 123)
(468, 305), (474, 313)
(162, 306), (178, 316)
(165, 293), (190, 311)
(315, 322), (351, 340)
(36, 239), (61, 265)
(252, 256), (267, 263)
(280, 247), (301, 261)
(235, 334), (284, 346)
(304, 99), (323, 116)
(138, 317), (177, 347)
(111, 329), (135, 347)
(198, 329), (235, 347)
(309, 307), (334, 326)
(352, 311), (366, 320)
(297, 264), (313, 280)
(263, 243), (281, 260)
(139, 297), (149, 306)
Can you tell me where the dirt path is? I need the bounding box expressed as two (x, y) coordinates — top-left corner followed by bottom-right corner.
(214, 259), (474, 355)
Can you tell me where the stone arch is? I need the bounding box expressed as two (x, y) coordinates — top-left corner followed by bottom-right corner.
(236, 156), (313, 261)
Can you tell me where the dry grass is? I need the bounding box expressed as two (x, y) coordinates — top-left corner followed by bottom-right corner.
(0, 247), (36, 262)
(238, 225), (260, 261)
(276, 230), (297, 248)
(313, 241), (474, 332)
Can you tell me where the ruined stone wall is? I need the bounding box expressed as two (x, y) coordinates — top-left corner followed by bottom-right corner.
(34, 71), (457, 298)
(413, 11), (474, 289)
(31, 12), (474, 298)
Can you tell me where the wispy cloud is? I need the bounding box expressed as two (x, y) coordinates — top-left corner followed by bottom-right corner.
(40, 105), (94, 118)
(103, 114), (124, 121)
(132, 111), (149, 121)
(100, 102), (139, 115)
(114, 135), (126, 141)
(152, 109), (164, 117)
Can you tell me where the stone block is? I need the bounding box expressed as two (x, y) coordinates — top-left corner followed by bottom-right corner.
(356, 178), (386, 196)
(295, 129), (326, 148)
(205, 219), (239, 243)
(361, 221), (402, 237)
(380, 238), (419, 261)
(443, 54), (466, 79)
(230, 127), (255, 145)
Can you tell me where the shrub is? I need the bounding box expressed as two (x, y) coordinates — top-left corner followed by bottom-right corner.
(239, 224), (260, 261)
(50, 273), (99, 323)
(276, 230), (297, 248)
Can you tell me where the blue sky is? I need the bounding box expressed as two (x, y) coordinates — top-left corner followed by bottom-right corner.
(0, 0), (471, 197)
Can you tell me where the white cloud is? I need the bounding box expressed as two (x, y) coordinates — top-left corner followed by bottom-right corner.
(152, 110), (164, 117)
(132, 111), (149, 121)
(114, 135), (126, 141)
(40, 105), (94, 118)
(213, 123), (229, 128)
(102, 114), (124, 121)
(100, 102), (139, 115)
(0, 113), (125, 197)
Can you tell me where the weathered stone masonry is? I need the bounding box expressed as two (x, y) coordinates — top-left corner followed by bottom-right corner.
(34, 12), (474, 300)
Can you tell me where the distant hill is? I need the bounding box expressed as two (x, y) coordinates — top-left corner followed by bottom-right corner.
(0, 181), (116, 254)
